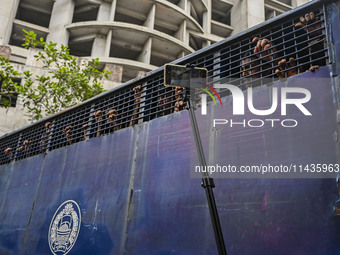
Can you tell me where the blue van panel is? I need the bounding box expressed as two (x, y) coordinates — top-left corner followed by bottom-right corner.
(0, 68), (339, 254)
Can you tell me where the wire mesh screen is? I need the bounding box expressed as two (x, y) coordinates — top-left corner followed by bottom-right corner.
(0, 2), (331, 165)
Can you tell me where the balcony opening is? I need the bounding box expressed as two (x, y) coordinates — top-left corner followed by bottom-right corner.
(68, 38), (94, 57)
(15, 0), (54, 28)
(9, 24), (47, 48)
(73, 2), (99, 22)
(211, 0), (232, 26)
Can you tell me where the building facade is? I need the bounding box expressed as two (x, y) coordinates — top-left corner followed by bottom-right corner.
(0, 0), (310, 136)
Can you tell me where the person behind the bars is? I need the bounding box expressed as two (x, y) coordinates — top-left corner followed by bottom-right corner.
(241, 11), (323, 85)
(241, 48), (274, 88)
(276, 11), (324, 77)
(294, 11), (325, 71)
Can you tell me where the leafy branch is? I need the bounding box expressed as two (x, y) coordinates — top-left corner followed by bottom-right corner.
(0, 30), (110, 121)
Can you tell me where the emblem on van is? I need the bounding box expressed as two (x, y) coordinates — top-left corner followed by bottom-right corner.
(48, 200), (81, 255)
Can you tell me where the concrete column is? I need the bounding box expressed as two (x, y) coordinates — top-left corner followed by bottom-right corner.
(231, 0), (247, 33)
(174, 20), (186, 41)
(178, 0), (190, 52)
(137, 38), (152, 64)
(203, 0), (211, 34)
(104, 0), (117, 58)
(178, 0), (187, 11)
(93, 1), (112, 57)
(0, 0), (19, 45)
(247, 0), (265, 28)
(292, 0), (310, 8)
(109, 0), (117, 21)
(97, 2), (111, 21)
(185, 27), (190, 46)
(143, 4), (156, 29)
(202, 0), (211, 48)
(91, 35), (106, 57)
(186, 0), (192, 16)
(0, 46), (11, 59)
(175, 20), (189, 46)
(177, 51), (185, 59)
(231, 0), (265, 33)
(104, 30), (112, 58)
(47, 0), (75, 45)
(105, 64), (123, 83)
(202, 40), (210, 48)
(179, 0), (191, 15)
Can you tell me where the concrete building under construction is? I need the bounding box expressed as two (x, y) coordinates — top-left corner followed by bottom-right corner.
(0, 0), (310, 135)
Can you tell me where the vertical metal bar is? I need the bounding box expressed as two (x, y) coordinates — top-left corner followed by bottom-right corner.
(139, 83), (146, 124)
(14, 133), (22, 161)
(89, 103), (95, 138)
(323, 4), (332, 66)
(47, 121), (54, 152)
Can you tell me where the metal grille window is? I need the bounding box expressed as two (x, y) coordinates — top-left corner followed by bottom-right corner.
(207, 10), (327, 92)
(0, 1), (332, 165)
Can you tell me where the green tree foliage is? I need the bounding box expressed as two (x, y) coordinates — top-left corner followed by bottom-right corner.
(0, 56), (20, 107)
(1, 30), (109, 121)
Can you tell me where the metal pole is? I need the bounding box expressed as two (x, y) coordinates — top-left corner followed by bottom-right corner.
(186, 91), (227, 255)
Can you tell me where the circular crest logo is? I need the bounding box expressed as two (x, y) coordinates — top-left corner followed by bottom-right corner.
(48, 200), (81, 255)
